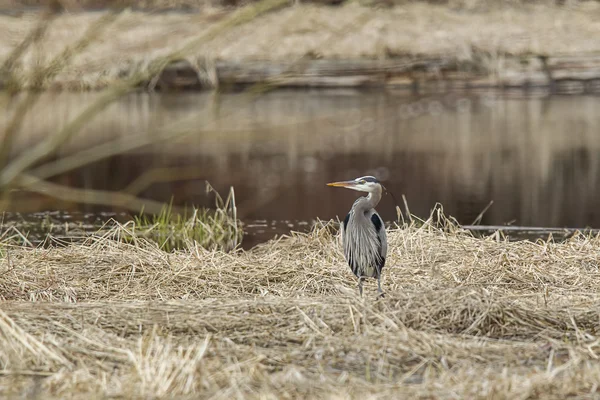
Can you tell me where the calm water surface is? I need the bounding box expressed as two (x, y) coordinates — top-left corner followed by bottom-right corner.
(2, 89), (600, 247)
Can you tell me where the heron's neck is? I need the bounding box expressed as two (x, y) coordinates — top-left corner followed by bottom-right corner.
(356, 187), (382, 212)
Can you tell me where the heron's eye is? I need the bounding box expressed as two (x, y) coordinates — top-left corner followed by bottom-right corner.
(359, 180), (366, 184)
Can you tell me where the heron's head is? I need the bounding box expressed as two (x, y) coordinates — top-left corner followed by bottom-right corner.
(326, 176), (383, 193)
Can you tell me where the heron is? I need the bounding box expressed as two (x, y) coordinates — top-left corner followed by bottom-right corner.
(327, 176), (387, 297)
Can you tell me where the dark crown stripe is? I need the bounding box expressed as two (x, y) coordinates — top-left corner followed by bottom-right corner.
(356, 176), (379, 183)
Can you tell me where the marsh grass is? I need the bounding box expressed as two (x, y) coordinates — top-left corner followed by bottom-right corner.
(1, 209), (600, 398)
(132, 184), (242, 252)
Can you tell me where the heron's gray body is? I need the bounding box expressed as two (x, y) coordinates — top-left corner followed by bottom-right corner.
(341, 195), (387, 280)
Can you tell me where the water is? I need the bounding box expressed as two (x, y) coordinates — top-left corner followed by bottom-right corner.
(2, 89), (600, 247)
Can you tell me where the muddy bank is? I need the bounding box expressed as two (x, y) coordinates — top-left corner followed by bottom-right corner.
(2, 2), (600, 91)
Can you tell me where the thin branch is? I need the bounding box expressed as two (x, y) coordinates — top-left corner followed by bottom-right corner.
(124, 166), (210, 196)
(26, 124), (198, 182)
(0, 11), (57, 170)
(33, 10), (122, 88)
(0, 92), (40, 171)
(16, 174), (183, 215)
(0, 9), (56, 85)
(0, 85), (130, 188)
(0, 370), (54, 377)
(151, 0), (289, 72)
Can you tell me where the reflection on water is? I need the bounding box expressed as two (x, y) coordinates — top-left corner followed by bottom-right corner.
(2, 89), (600, 245)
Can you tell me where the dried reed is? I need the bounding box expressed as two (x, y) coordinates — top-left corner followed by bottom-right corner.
(1, 210), (600, 398)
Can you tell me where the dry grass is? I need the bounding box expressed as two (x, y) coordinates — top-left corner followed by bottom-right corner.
(1, 211), (600, 398)
(0, 0), (580, 10)
(2, 1), (600, 89)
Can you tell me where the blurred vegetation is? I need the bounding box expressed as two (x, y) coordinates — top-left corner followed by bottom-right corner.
(0, 0), (285, 249)
(0, 0), (589, 250)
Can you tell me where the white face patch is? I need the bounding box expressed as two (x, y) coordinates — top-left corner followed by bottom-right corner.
(348, 176), (381, 193)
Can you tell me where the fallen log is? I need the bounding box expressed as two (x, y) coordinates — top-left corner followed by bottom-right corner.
(151, 54), (600, 94)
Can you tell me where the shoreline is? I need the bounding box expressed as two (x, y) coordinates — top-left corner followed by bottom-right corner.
(5, 53), (600, 94)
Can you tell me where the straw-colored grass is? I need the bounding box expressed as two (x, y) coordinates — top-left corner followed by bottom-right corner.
(0, 0), (580, 11)
(1, 210), (600, 398)
(2, 1), (600, 89)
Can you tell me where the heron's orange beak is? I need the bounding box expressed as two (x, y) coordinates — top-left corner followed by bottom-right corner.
(326, 180), (355, 188)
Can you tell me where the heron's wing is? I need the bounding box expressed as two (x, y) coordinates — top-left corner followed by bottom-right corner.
(341, 212), (359, 275)
(343, 213), (350, 232)
(371, 212), (387, 261)
(341, 213), (350, 244)
(340, 213), (350, 252)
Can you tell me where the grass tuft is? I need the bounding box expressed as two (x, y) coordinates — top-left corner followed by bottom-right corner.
(132, 184), (242, 252)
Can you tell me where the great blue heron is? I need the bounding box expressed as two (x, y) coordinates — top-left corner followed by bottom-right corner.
(327, 176), (387, 297)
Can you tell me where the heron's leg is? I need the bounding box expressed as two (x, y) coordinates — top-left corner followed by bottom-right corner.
(377, 274), (385, 298)
(358, 277), (364, 297)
